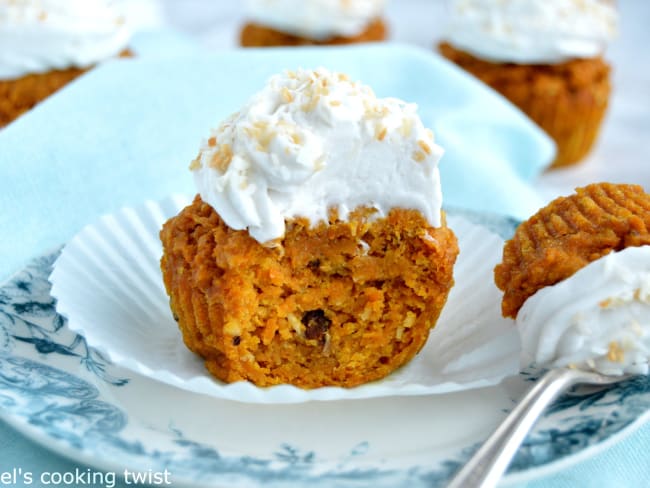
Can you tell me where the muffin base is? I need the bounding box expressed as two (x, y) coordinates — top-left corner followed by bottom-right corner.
(0, 67), (86, 128)
(160, 196), (458, 388)
(495, 183), (650, 318)
(438, 42), (611, 168)
(0, 50), (132, 128)
(240, 18), (387, 47)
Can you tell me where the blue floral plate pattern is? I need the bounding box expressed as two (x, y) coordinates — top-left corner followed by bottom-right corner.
(1, 214), (650, 487)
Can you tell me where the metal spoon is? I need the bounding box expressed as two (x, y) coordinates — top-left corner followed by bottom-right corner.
(447, 367), (633, 488)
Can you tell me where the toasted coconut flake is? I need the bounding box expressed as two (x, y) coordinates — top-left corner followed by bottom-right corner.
(418, 140), (432, 155)
(209, 144), (233, 171)
(302, 94), (321, 112)
(281, 87), (294, 103)
(607, 341), (625, 363)
(400, 117), (414, 137)
(189, 156), (202, 171)
(412, 151), (426, 163)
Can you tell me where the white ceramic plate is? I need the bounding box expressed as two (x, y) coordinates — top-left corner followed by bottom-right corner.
(49, 196), (519, 403)
(2, 222), (650, 487)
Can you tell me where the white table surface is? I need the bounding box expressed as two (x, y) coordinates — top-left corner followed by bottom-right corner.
(2, 1), (649, 487)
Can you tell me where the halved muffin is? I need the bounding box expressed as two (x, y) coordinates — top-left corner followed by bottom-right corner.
(160, 68), (458, 388)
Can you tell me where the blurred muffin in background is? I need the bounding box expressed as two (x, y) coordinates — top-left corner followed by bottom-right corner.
(0, 0), (131, 128)
(439, 0), (617, 168)
(240, 0), (387, 47)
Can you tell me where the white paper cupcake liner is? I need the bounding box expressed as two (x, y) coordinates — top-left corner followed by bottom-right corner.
(50, 195), (519, 404)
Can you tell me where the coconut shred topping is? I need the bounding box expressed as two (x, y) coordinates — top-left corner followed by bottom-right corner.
(518, 246), (650, 376)
(191, 68), (444, 244)
(446, 0), (618, 64)
(0, 0), (131, 80)
(244, 0), (385, 40)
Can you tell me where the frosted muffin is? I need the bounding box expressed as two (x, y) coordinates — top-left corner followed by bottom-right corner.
(495, 183), (650, 375)
(439, 0), (617, 168)
(160, 68), (458, 388)
(0, 0), (131, 127)
(240, 0), (387, 47)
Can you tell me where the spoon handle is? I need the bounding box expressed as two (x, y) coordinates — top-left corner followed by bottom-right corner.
(447, 368), (584, 488)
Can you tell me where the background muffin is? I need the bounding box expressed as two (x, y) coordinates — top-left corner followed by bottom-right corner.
(439, 0), (617, 168)
(160, 68), (458, 388)
(240, 0), (387, 47)
(0, 0), (131, 127)
(495, 183), (650, 375)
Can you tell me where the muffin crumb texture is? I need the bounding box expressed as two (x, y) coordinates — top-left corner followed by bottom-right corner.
(160, 196), (458, 388)
(495, 183), (650, 318)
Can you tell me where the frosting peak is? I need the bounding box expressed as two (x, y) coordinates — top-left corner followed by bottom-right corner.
(244, 0), (385, 40)
(191, 68), (444, 244)
(445, 0), (618, 64)
(0, 0), (131, 80)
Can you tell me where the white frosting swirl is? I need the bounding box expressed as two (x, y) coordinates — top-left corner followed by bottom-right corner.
(0, 0), (131, 80)
(244, 0), (385, 40)
(518, 246), (650, 376)
(191, 67), (443, 244)
(446, 0), (617, 64)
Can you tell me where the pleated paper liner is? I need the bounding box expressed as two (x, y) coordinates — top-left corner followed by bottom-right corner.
(50, 195), (519, 404)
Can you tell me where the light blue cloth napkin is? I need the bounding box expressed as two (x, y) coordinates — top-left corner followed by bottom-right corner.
(0, 43), (553, 281)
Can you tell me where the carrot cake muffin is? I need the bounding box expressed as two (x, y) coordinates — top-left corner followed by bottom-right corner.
(0, 0), (131, 128)
(439, 0), (617, 168)
(240, 0), (387, 47)
(160, 68), (458, 388)
(495, 183), (650, 375)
